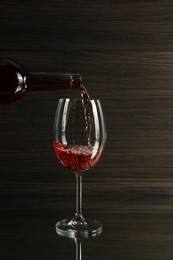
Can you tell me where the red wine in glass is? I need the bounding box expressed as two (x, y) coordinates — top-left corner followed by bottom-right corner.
(53, 143), (100, 173)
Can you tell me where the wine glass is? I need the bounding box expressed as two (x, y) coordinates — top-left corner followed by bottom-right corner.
(53, 98), (106, 238)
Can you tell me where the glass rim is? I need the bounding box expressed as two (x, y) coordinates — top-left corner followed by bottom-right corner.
(58, 98), (102, 101)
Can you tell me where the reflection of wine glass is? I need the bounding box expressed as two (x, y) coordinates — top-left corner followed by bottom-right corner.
(75, 238), (82, 260)
(53, 98), (106, 238)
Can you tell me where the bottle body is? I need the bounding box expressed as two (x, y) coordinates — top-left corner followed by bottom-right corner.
(0, 58), (82, 104)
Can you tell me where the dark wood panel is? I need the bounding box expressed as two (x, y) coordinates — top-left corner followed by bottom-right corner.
(1, 0), (173, 259)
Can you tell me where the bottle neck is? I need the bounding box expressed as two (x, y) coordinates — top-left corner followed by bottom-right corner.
(27, 73), (82, 91)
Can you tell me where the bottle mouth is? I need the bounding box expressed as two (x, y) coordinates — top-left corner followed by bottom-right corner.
(70, 74), (82, 88)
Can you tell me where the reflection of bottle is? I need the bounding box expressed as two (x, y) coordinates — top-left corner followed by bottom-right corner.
(0, 58), (82, 104)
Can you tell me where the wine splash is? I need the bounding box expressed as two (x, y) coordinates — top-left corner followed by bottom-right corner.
(53, 142), (99, 173)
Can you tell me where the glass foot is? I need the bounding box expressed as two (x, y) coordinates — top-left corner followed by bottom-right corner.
(55, 218), (102, 238)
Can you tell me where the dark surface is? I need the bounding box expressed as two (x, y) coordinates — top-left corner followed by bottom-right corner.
(1, 1), (173, 259)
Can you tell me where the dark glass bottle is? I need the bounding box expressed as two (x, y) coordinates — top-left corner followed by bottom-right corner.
(0, 58), (82, 104)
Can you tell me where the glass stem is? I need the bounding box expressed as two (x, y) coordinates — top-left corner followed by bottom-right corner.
(76, 174), (82, 216)
(75, 174), (85, 222)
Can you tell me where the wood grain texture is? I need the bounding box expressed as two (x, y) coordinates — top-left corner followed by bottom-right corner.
(1, 0), (173, 259)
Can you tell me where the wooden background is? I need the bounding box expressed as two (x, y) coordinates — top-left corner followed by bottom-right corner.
(1, 0), (173, 259)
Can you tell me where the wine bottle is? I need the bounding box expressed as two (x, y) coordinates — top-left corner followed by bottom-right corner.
(0, 58), (82, 104)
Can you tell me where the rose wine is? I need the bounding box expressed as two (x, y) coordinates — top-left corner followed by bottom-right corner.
(54, 142), (100, 173)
